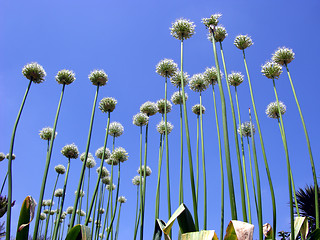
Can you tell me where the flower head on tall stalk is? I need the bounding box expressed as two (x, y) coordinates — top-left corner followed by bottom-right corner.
(170, 18), (195, 40)
(6, 154), (15, 160)
(22, 62), (46, 83)
(207, 25), (228, 43)
(54, 189), (64, 198)
(272, 47), (295, 66)
(261, 61), (283, 79)
(55, 70), (76, 85)
(228, 72), (244, 87)
(39, 127), (57, 141)
(86, 158), (96, 168)
(137, 166), (152, 177)
(266, 101), (286, 119)
(110, 147), (129, 163)
(189, 73), (209, 92)
(156, 99), (172, 114)
(140, 101), (158, 117)
(61, 143), (79, 159)
(0, 153), (5, 162)
(99, 97), (117, 113)
(234, 35), (254, 50)
(89, 70), (108, 86)
(156, 59), (178, 78)
(202, 13), (222, 28)
(170, 70), (189, 88)
(75, 190), (85, 198)
(95, 147), (111, 160)
(203, 67), (222, 86)
(54, 164), (66, 175)
(133, 113), (149, 126)
(115, 196), (127, 240)
(238, 122), (256, 138)
(192, 104), (206, 115)
(157, 121), (174, 135)
(108, 122), (124, 138)
(80, 152), (94, 162)
(171, 91), (188, 105)
(132, 175), (142, 186)
(96, 166), (110, 178)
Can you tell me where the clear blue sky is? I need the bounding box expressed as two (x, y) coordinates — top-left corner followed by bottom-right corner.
(1, 0), (320, 239)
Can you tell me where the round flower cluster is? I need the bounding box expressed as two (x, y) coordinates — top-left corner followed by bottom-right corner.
(0, 153), (5, 162)
(40, 213), (46, 220)
(170, 70), (189, 88)
(228, 72), (244, 87)
(156, 59), (178, 78)
(61, 212), (67, 219)
(6, 153), (15, 160)
(39, 127), (57, 141)
(109, 147), (129, 164)
(76, 209), (86, 217)
(42, 200), (54, 207)
(133, 113), (149, 126)
(266, 101), (287, 119)
(189, 73), (209, 92)
(54, 188), (64, 198)
(140, 101), (158, 116)
(118, 196), (127, 203)
(88, 70), (108, 86)
(272, 47), (295, 66)
(261, 61), (283, 79)
(203, 67), (222, 86)
(80, 152), (94, 162)
(55, 69), (76, 85)
(157, 99), (172, 114)
(202, 13), (222, 28)
(95, 147), (111, 160)
(137, 165), (152, 177)
(99, 208), (105, 214)
(108, 122), (124, 137)
(192, 104), (206, 115)
(234, 35), (254, 50)
(238, 122), (256, 137)
(86, 158), (97, 168)
(132, 175), (142, 186)
(171, 91), (188, 105)
(156, 121), (174, 135)
(211, 25), (228, 42)
(66, 206), (73, 214)
(75, 190), (85, 197)
(22, 62), (46, 83)
(99, 97), (117, 113)
(101, 176), (110, 185)
(107, 184), (116, 191)
(170, 18), (195, 40)
(61, 143), (79, 159)
(96, 166), (110, 178)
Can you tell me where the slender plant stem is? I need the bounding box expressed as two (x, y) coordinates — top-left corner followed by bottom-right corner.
(33, 83), (66, 240)
(180, 39), (199, 230)
(70, 84), (100, 228)
(196, 115), (200, 205)
(52, 197), (61, 238)
(102, 184), (111, 239)
(0, 172), (8, 195)
(138, 126), (143, 239)
(155, 134), (164, 220)
(285, 64), (319, 228)
(86, 169), (91, 218)
(90, 193), (97, 238)
(114, 203), (122, 240)
(60, 219), (65, 240)
(178, 87), (184, 205)
(78, 180), (85, 224)
(134, 186), (140, 240)
(242, 50), (276, 239)
(220, 42), (247, 222)
(211, 29), (237, 220)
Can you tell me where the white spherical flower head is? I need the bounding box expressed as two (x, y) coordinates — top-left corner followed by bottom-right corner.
(95, 147), (111, 160)
(140, 101), (158, 117)
(39, 127), (57, 141)
(55, 69), (76, 85)
(138, 165), (152, 177)
(202, 13), (222, 29)
(66, 206), (74, 214)
(106, 157), (119, 166)
(80, 152), (94, 162)
(106, 184), (116, 191)
(261, 61), (283, 79)
(43, 209), (49, 214)
(189, 73), (209, 92)
(99, 234), (105, 239)
(75, 190), (85, 197)
(99, 97), (117, 113)
(238, 122), (256, 137)
(0, 153), (5, 162)
(171, 91), (188, 105)
(22, 62), (46, 83)
(40, 213), (47, 220)
(88, 69), (108, 86)
(132, 175), (142, 186)
(170, 70), (190, 88)
(192, 104), (206, 115)
(156, 99), (172, 114)
(266, 101), (287, 119)
(110, 147), (129, 163)
(45, 200), (53, 207)
(203, 67), (222, 86)
(61, 212), (67, 219)
(54, 188), (64, 198)
(86, 158), (97, 168)
(50, 210), (56, 215)
(61, 143), (79, 159)
(133, 113), (149, 126)
(234, 35), (254, 50)
(156, 59), (178, 78)
(96, 166), (110, 178)
(118, 196), (127, 203)
(6, 153), (16, 160)
(156, 121), (174, 135)
(209, 25), (228, 42)
(272, 47), (295, 66)
(99, 208), (105, 214)
(76, 209), (86, 217)
(228, 72), (244, 87)
(108, 121), (124, 137)
(101, 176), (111, 185)
(170, 18), (195, 40)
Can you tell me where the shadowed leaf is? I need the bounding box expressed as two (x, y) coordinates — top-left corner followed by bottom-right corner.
(16, 196), (36, 240)
(181, 230), (218, 240)
(66, 224), (91, 240)
(224, 220), (254, 240)
(294, 216), (308, 239)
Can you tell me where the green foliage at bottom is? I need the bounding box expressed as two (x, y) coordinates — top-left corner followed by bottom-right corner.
(65, 224), (91, 240)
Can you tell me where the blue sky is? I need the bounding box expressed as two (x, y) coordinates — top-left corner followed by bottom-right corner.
(1, 0), (320, 239)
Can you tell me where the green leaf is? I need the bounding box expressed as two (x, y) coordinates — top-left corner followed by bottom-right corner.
(181, 230), (218, 240)
(224, 220), (254, 240)
(308, 228), (320, 240)
(153, 220), (163, 240)
(294, 217), (308, 240)
(66, 224), (91, 240)
(16, 196), (36, 240)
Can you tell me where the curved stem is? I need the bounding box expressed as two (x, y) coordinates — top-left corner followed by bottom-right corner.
(155, 134), (164, 220)
(178, 87), (184, 205)
(0, 172), (8, 195)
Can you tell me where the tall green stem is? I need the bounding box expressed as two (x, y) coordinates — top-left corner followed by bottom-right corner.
(196, 115), (199, 205)
(33, 83), (66, 240)
(114, 203), (122, 240)
(134, 186), (140, 240)
(86, 169), (91, 218)
(155, 134), (164, 220)
(242, 50), (276, 239)
(285, 64), (319, 228)
(180, 39), (199, 230)
(178, 87), (184, 205)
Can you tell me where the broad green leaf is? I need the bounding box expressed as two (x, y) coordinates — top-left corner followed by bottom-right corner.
(263, 223), (273, 239)
(66, 224), (91, 240)
(294, 216), (308, 240)
(224, 220), (254, 240)
(181, 230), (218, 240)
(308, 228), (320, 240)
(16, 196), (36, 240)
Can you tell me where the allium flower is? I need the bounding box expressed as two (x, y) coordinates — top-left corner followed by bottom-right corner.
(108, 122), (124, 137)
(266, 101), (287, 119)
(98, 208), (105, 214)
(96, 166), (110, 178)
(110, 147), (129, 163)
(171, 91), (188, 105)
(55, 69), (76, 85)
(170, 18), (195, 40)
(118, 196), (127, 203)
(22, 62), (46, 83)
(0, 153), (5, 162)
(43, 209), (49, 214)
(39, 127), (57, 141)
(133, 113), (149, 126)
(234, 35), (254, 50)
(61, 212), (67, 219)
(156, 59), (178, 78)
(40, 213), (46, 220)
(74, 190), (85, 197)
(80, 152), (94, 162)
(76, 209), (86, 216)
(44, 200), (53, 207)
(137, 165), (152, 177)
(88, 70), (108, 86)
(54, 188), (64, 198)
(95, 147), (111, 160)
(140, 101), (158, 116)
(207, 25), (228, 42)
(202, 13), (222, 28)
(61, 143), (79, 159)
(132, 175), (142, 186)
(86, 158), (97, 168)
(203, 67), (222, 86)
(156, 99), (172, 114)
(99, 234), (105, 239)
(261, 61), (283, 79)
(66, 206), (73, 214)
(156, 121), (174, 135)
(106, 184), (116, 191)
(238, 122), (256, 137)
(272, 47), (295, 66)
(88, 218), (92, 223)
(228, 72), (244, 87)
(189, 73), (209, 92)
(99, 97), (117, 113)
(101, 176), (111, 185)
(50, 210), (56, 215)
(192, 104), (206, 115)
(106, 157), (119, 166)
(6, 153), (15, 160)
(170, 70), (190, 88)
